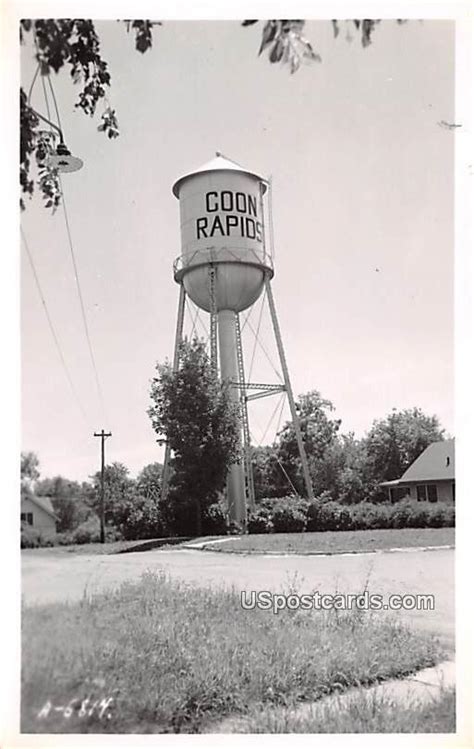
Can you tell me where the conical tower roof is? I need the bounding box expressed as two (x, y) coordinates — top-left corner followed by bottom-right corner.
(172, 152), (267, 197)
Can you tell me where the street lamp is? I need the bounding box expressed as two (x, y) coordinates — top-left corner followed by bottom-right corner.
(30, 106), (83, 173)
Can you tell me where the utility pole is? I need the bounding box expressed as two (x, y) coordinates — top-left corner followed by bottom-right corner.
(94, 429), (112, 543)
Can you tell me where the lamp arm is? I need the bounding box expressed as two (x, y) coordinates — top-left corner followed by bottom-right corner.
(29, 106), (64, 143)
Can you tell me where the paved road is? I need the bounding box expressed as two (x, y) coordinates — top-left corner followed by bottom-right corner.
(22, 547), (454, 644)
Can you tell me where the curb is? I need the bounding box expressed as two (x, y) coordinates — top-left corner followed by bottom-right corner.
(186, 543), (454, 558)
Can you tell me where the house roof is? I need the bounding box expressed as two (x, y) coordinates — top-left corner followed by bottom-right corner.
(23, 494), (57, 519)
(398, 439), (455, 484)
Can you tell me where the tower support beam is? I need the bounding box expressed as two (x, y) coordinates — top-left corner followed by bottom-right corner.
(161, 283), (186, 503)
(264, 276), (314, 501)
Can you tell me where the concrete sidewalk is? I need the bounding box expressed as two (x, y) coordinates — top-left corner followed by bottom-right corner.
(209, 660), (456, 733)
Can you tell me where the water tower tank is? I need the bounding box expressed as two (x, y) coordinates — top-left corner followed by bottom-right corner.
(172, 154), (273, 310)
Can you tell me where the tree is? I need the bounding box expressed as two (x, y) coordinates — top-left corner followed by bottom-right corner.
(252, 445), (283, 500)
(148, 339), (240, 535)
(20, 18), (402, 209)
(276, 390), (341, 496)
(364, 407), (445, 497)
(330, 433), (371, 504)
(89, 461), (135, 527)
(136, 462), (162, 501)
(21, 451), (40, 483)
(36, 475), (92, 532)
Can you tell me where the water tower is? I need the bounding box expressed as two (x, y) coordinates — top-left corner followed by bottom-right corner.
(161, 153), (313, 527)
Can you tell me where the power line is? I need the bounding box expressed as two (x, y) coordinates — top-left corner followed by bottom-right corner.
(27, 62), (40, 105)
(21, 226), (89, 424)
(40, 73), (53, 125)
(37, 67), (108, 423)
(46, 73), (63, 135)
(58, 174), (109, 424)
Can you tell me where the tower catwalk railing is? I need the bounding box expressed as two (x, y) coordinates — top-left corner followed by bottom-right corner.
(235, 312), (256, 511)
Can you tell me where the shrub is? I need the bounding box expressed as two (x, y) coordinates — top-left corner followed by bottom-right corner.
(250, 495), (455, 535)
(349, 502), (392, 531)
(55, 532), (74, 546)
(427, 505), (452, 528)
(272, 497), (306, 533)
(21, 526), (42, 548)
(202, 501), (228, 535)
(248, 508), (274, 534)
(306, 501), (351, 532)
(119, 495), (163, 540)
(70, 517), (101, 544)
(273, 507), (306, 533)
(20, 525), (54, 548)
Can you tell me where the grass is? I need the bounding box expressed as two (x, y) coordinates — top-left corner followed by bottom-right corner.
(203, 527), (455, 555)
(21, 536), (191, 557)
(22, 572), (447, 734)
(215, 687), (456, 733)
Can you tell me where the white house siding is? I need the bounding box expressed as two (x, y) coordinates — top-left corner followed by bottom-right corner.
(21, 497), (57, 535)
(436, 482), (454, 502)
(403, 481), (454, 503)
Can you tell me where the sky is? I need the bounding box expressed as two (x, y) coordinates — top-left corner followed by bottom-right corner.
(20, 18), (455, 482)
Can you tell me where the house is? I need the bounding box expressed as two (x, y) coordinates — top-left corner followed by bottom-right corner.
(21, 493), (57, 536)
(380, 439), (455, 503)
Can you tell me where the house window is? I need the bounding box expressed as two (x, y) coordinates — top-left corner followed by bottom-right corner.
(21, 512), (33, 525)
(417, 485), (427, 502)
(417, 485), (438, 503)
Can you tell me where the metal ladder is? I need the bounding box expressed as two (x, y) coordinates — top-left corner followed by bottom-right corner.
(208, 264), (218, 373)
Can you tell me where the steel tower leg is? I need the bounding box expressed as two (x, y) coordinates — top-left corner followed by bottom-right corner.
(264, 276), (314, 501)
(161, 283), (186, 503)
(218, 309), (247, 527)
(235, 313), (255, 512)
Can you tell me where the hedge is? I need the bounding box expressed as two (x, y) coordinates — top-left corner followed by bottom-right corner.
(247, 497), (455, 534)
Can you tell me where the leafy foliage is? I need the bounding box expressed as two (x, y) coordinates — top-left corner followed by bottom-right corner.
(251, 395), (445, 505)
(270, 497), (308, 532)
(36, 475), (92, 532)
(248, 495), (454, 534)
(21, 19), (404, 210)
(331, 19), (407, 47)
(276, 390), (341, 496)
(365, 408), (445, 497)
(148, 339), (240, 535)
(19, 18), (150, 209)
(21, 451), (40, 483)
(136, 462), (162, 501)
(124, 20), (161, 53)
(88, 461), (135, 527)
(255, 20), (321, 73)
(21, 525), (54, 548)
